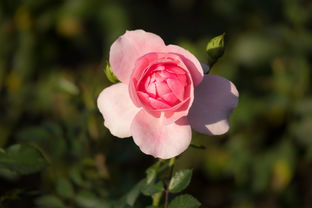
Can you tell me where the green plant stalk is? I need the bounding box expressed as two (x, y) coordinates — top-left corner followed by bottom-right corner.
(164, 157), (176, 208)
(152, 192), (162, 206)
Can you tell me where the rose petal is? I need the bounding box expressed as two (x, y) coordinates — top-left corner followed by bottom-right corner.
(161, 92), (178, 105)
(110, 30), (166, 83)
(176, 74), (187, 86)
(158, 70), (176, 80)
(166, 78), (185, 101)
(129, 52), (188, 107)
(146, 82), (157, 98)
(97, 83), (140, 138)
(166, 45), (203, 86)
(149, 97), (172, 109)
(188, 75), (239, 135)
(165, 64), (186, 74)
(137, 91), (151, 105)
(131, 110), (192, 159)
(155, 80), (171, 95)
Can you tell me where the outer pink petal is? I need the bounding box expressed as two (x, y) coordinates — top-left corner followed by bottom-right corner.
(109, 30), (166, 83)
(131, 110), (192, 159)
(188, 75), (239, 135)
(97, 83), (140, 138)
(166, 45), (203, 86)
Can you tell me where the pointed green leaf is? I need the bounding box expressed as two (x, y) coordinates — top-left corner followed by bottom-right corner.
(0, 144), (47, 176)
(146, 167), (157, 184)
(168, 169), (193, 193)
(168, 194), (201, 208)
(105, 62), (119, 83)
(126, 179), (144, 206)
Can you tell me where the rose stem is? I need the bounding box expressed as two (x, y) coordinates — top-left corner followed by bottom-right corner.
(164, 157), (175, 208)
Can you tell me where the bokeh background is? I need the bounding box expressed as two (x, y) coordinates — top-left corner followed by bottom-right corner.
(0, 0), (312, 207)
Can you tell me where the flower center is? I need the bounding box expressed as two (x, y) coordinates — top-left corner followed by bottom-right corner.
(137, 63), (188, 110)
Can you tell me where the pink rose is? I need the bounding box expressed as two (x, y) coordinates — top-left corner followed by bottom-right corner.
(97, 30), (238, 159)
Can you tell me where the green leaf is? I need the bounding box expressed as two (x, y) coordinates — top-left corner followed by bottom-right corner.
(0, 166), (19, 180)
(168, 194), (201, 208)
(36, 195), (66, 208)
(69, 167), (85, 186)
(56, 177), (74, 198)
(17, 124), (66, 158)
(168, 169), (193, 193)
(126, 179), (144, 206)
(146, 166), (157, 184)
(75, 191), (110, 208)
(206, 33), (225, 69)
(104, 62), (119, 83)
(141, 180), (164, 196)
(0, 144), (47, 176)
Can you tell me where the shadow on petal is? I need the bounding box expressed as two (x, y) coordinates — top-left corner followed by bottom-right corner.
(188, 75), (239, 135)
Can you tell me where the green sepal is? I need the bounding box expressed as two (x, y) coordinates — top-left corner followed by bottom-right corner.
(206, 33), (226, 70)
(104, 62), (119, 83)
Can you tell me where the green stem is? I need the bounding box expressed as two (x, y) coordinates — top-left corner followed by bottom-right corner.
(168, 157), (175, 178)
(164, 157), (176, 208)
(164, 189), (169, 208)
(152, 192), (162, 207)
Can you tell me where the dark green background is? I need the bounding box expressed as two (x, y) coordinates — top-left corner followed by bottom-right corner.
(0, 0), (312, 207)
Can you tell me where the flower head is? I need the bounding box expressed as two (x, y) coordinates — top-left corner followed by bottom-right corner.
(97, 30), (238, 159)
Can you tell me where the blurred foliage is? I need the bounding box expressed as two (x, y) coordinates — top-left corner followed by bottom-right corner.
(0, 0), (312, 207)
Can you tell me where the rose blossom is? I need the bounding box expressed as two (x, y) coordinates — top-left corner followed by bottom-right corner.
(97, 30), (238, 159)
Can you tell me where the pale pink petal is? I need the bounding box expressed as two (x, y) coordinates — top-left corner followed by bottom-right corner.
(188, 75), (239, 135)
(97, 83), (140, 138)
(166, 45), (203, 86)
(131, 110), (192, 159)
(109, 30), (166, 83)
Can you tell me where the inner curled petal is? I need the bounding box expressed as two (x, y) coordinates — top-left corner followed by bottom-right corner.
(137, 62), (188, 110)
(166, 78), (184, 101)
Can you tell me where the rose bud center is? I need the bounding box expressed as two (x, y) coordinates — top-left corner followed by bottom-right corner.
(136, 63), (189, 110)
